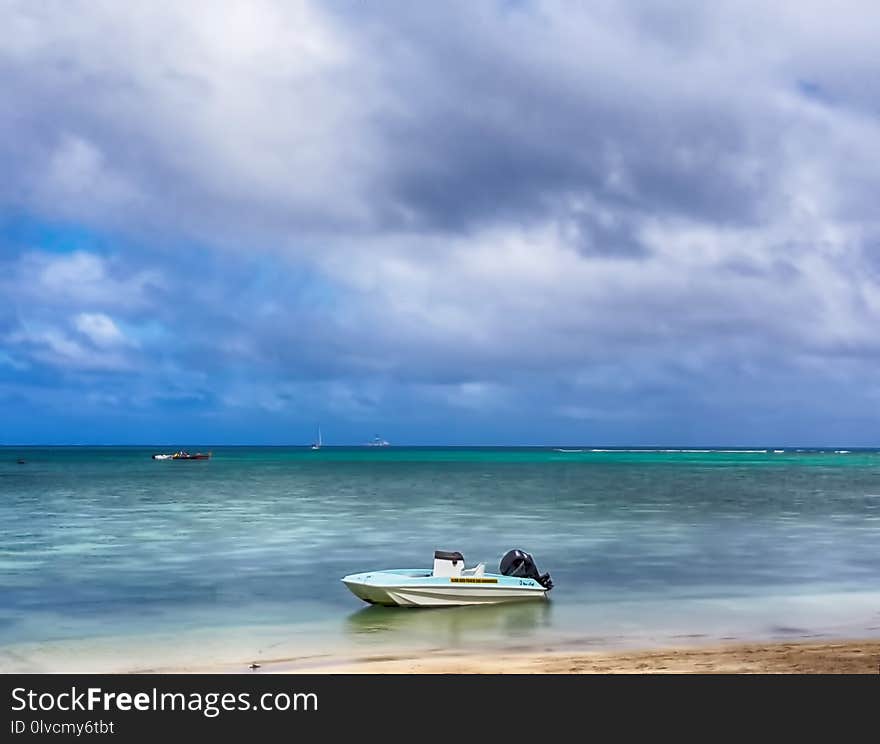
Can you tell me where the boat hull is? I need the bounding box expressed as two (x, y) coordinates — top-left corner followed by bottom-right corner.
(341, 569), (549, 607)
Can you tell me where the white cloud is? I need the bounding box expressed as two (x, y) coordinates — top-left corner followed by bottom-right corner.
(9, 251), (162, 310)
(73, 312), (128, 348)
(37, 134), (140, 217)
(6, 325), (132, 372)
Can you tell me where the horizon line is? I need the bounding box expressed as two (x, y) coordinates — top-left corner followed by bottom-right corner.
(1, 443), (876, 449)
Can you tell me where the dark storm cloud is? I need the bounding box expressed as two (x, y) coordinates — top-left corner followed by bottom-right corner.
(0, 1), (786, 240)
(352, 2), (770, 232)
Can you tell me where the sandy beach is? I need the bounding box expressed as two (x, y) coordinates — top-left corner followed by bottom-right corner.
(239, 640), (880, 675)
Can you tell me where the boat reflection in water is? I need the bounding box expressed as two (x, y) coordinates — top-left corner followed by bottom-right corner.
(344, 600), (553, 648)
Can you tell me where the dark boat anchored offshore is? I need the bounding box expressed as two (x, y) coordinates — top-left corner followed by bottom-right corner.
(152, 451), (212, 460)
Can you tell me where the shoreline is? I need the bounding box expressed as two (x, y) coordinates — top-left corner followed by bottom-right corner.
(272, 640), (880, 674)
(5, 633), (880, 674)
(184, 638), (880, 674)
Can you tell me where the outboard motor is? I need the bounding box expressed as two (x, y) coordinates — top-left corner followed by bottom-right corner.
(499, 549), (553, 590)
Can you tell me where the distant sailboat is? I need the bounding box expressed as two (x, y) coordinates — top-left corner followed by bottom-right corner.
(311, 425), (322, 450)
(367, 435), (390, 447)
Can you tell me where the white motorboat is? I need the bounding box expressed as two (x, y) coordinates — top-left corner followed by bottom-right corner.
(341, 549), (553, 607)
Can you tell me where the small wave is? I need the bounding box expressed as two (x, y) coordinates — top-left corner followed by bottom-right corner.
(584, 448), (770, 454)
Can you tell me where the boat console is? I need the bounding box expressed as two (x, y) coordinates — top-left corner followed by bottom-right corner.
(432, 550), (464, 577)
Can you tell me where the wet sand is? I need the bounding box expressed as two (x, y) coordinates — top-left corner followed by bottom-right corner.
(245, 640), (880, 674)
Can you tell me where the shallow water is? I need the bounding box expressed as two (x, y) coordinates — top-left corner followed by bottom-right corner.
(1, 446), (879, 671)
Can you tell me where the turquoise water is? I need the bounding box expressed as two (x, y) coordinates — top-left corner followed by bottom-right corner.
(2, 446), (880, 671)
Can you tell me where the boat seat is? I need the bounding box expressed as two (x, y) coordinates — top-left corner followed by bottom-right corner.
(462, 563), (485, 577)
(433, 550), (464, 577)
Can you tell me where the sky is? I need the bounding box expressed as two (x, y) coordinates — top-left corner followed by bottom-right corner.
(1, 0), (880, 446)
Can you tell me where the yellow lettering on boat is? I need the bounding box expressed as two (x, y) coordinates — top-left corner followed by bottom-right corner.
(450, 577), (498, 584)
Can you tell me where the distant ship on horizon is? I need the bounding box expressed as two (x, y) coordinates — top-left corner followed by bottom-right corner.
(367, 435), (390, 447)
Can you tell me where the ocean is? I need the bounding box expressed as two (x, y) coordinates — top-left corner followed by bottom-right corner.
(1, 446), (879, 671)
